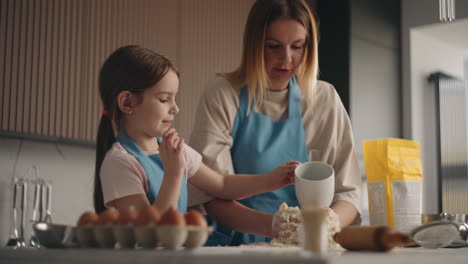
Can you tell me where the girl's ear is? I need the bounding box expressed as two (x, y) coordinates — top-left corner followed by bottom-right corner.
(117, 91), (136, 115)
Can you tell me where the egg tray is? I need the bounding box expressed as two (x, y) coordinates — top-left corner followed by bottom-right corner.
(76, 224), (213, 249)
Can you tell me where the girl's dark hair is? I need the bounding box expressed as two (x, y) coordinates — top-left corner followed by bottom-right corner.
(94, 45), (178, 213)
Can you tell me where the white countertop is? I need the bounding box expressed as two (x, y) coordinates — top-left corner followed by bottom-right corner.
(1, 246), (468, 264)
(328, 247), (468, 264)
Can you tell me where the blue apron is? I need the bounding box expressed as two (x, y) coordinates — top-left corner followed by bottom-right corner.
(116, 130), (188, 213)
(205, 77), (309, 246)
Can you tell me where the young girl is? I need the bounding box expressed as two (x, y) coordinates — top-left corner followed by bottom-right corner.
(93, 45), (298, 220)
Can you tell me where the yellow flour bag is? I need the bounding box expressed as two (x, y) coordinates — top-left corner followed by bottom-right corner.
(363, 139), (423, 233)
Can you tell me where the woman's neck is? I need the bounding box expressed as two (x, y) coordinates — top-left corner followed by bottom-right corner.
(225, 74), (289, 91)
(268, 80), (289, 91)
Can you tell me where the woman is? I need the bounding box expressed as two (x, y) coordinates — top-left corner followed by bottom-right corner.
(189, 0), (362, 246)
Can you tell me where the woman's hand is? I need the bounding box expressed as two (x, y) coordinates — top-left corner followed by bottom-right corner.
(159, 128), (185, 178)
(269, 160), (301, 188)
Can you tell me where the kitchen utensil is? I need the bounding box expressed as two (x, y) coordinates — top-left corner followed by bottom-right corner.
(5, 177), (24, 248)
(29, 166), (42, 248)
(410, 212), (468, 248)
(32, 222), (77, 248)
(31, 179), (43, 223)
(19, 178), (28, 247)
(334, 225), (411, 251)
(8, 178), (29, 248)
(42, 181), (53, 223)
(294, 161), (334, 208)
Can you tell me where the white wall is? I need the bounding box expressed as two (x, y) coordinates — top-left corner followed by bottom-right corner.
(410, 29), (467, 214)
(402, 0), (468, 142)
(402, 0), (468, 139)
(402, 0), (468, 214)
(0, 137), (95, 246)
(466, 58), (468, 90)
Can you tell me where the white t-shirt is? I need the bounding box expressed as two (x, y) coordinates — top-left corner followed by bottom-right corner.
(100, 142), (202, 207)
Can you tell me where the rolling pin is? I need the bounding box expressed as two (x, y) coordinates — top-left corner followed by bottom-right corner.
(333, 225), (411, 251)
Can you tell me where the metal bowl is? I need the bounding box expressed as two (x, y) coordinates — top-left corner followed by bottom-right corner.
(32, 222), (78, 248)
(417, 213), (468, 247)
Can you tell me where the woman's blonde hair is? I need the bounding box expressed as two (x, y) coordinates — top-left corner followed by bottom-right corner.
(223, 0), (319, 110)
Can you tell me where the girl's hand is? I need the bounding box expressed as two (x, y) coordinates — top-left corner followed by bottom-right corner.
(159, 128), (185, 178)
(271, 210), (302, 239)
(270, 160), (301, 188)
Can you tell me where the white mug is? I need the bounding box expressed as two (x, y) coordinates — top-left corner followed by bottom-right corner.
(294, 161), (335, 208)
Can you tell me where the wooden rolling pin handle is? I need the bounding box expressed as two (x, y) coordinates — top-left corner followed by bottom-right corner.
(381, 230), (412, 249)
(334, 226), (410, 252)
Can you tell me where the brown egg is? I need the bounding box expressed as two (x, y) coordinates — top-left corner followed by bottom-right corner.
(135, 206), (161, 226)
(96, 207), (120, 225)
(158, 207), (185, 226)
(116, 206), (139, 225)
(77, 211), (99, 226)
(184, 209), (207, 227)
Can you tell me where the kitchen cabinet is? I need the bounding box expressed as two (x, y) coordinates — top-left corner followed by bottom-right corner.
(0, 0), (254, 143)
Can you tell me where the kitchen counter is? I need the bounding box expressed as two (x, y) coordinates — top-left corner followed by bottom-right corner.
(329, 247), (468, 264)
(1, 246), (468, 264)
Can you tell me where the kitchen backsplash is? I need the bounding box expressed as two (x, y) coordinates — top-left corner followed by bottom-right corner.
(0, 137), (95, 246)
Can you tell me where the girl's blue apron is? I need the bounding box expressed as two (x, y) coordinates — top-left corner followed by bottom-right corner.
(116, 130), (188, 213)
(205, 77), (309, 245)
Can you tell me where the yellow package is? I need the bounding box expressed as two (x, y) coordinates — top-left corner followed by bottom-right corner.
(363, 138), (423, 233)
